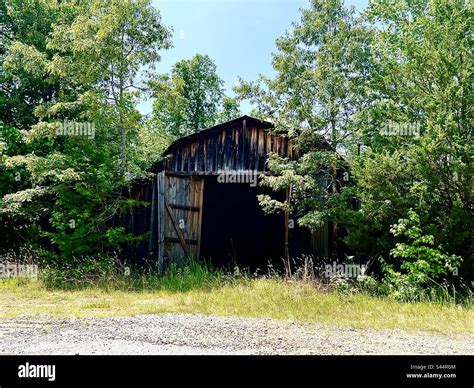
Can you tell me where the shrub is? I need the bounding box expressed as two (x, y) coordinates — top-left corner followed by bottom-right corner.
(377, 209), (463, 299)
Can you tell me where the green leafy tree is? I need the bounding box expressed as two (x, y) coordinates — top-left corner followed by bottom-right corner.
(0, 0), (70, 130)
(388, 209), (462, 284)
(150, 54), (241, 137)
(0, 0), (83, 252)
(217, 96), (241, 123)
(45, 0), (172, 178)
(350, 0), (473, 281)
(237, 0), (472, 288)
(235, 0), (370, 256)
(0, 0), (172, 258)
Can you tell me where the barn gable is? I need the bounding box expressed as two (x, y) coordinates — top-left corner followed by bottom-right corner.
(155, 115), (293, 174)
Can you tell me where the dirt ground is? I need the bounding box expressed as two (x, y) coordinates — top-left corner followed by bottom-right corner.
(1, 314), (472, 355)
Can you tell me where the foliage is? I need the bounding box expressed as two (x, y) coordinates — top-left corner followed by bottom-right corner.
(352, 0), (473, 280)
(0, 0), (172, 257)
(218, 96), (242, 123)
(235, 0), (370, 261)
(150, 54), (240, 137)
(379, 209), (463, 291)
(237, 0), (473, 287)
(0, 0), (472, 293)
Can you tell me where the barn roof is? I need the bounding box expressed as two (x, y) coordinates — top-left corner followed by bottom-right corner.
(163, 115), (274, 156)
(149, 115), (336, 174)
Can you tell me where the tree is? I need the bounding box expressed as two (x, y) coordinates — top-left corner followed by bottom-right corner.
(0, 0), (83, 252)
(218, 96), (241, 123)
(150, 54), (236, 137)
(46, 0), (172, 178)
(235, 0), (370, 256)
(0, 0), (172, 258)
(0, 0), (68, 130)
(236, 0), (472, 287)
(350, 0), (473, 280)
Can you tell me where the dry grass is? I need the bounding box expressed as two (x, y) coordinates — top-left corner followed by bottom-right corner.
(1, 277), (472, 335)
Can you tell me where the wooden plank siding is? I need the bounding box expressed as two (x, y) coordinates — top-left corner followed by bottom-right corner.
(161, 116), (293, 175)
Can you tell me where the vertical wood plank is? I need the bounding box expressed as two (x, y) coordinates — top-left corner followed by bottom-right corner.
(242, 119), (247, 170)
(148, 175), (157, 260)
(157, 171), (166, 273)
(196, 178), (204, 259)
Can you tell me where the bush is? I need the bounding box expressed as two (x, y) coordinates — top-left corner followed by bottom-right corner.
(388, 210), (462, 285)
(354, 275), (383, 296)
(373, 209), (465, 301)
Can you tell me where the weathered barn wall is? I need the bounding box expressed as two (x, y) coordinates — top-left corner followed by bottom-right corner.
(161, 116), (293, 174)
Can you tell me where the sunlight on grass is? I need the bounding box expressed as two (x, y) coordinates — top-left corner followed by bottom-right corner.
(0, 277), (472, 335)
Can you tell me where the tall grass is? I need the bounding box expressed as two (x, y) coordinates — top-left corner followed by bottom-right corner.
(284, 255), (473, 307)
(4, 252), (473, 307)
(1, 257), (472, 333)
(39, 256), (244, 292)
(1, 275), (472, 334)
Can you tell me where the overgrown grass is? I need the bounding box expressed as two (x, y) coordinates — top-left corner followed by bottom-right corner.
(0, 260), (473, 335)
(39, 258), (232, 292)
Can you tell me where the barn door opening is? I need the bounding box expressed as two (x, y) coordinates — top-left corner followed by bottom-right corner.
(198, 176), (315, 272)
(157, 172), (204, 269)
(199, 176), (286, 271)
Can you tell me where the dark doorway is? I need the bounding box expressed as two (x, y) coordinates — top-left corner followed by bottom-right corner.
(200, 176), (286, 272)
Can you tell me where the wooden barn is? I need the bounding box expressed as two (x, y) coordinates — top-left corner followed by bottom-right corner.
(123, 115), (330, 272)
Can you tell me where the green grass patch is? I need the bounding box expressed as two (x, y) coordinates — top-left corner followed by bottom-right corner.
(1, 276), (472, 335)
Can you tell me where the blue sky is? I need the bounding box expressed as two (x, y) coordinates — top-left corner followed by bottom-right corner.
(140, 0), (368, 114)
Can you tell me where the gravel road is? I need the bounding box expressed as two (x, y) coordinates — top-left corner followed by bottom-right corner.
(0, 314), (472, 355)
